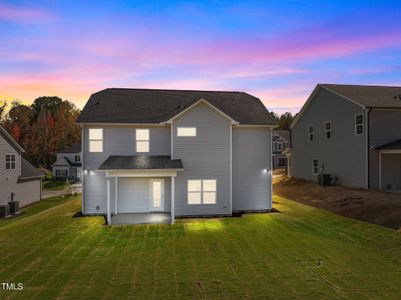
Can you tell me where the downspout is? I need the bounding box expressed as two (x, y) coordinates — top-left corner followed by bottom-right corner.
(366, 108), (371, 189)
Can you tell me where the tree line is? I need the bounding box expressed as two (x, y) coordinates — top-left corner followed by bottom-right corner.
(0, 97), (81, 169)
(0, 96), (294, 170)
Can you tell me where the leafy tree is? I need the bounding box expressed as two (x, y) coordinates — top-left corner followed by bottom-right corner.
(0, 97), (81, 168)
(270, 111), (297, 130)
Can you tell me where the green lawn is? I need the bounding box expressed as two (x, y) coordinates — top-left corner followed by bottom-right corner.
(0, 195), (77, 228)
(1, 195), (401, 299)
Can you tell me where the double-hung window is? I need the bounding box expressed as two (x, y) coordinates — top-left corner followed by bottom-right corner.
(277, 143), (283, 151)
(325, 121), (332, 140)
(312, 158), (319, 175)
(75, 154), (81, 162)
(187, 179), (217, 204)
(89, 129), (103, 152)
(136, 129), (150, 152)
(308, 126), (314, 141)
(6, 154), (16, 170)
(355, 114), (363, 135)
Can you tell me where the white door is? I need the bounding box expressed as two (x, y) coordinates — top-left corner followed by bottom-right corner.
(149, 179), (164, 212)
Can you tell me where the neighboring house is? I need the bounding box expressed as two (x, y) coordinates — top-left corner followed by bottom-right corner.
(76, 88), (277, 224)
(0, 125), (43, 207)
(288, 83), (401, 190)
(272, 130), (290, 168)
(52, 143), (82, 181)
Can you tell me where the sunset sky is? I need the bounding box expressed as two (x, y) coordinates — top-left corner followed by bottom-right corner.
(1, 1), (401, 114)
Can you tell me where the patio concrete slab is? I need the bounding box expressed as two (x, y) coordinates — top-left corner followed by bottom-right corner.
(111, 213), (170, 225)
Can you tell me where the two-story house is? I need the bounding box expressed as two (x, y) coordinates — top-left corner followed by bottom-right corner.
(288, 83), (401, 190)
(272, 130), (290, 168)
(0, 125), (43, 207)
(76, 88), (277, 224)
(52, 143), (82, 181)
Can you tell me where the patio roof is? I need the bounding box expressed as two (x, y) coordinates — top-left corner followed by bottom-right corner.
(376, 139), (401, 151)
(98, 155), (183, 170)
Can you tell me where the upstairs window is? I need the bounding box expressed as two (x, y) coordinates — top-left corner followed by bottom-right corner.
(277, 143), (283, 151)
(177, 127), (197, 137)
(312, 158), (318, 175)
(136, 129), (149, 152)
(355, 114), (363, 135)
(187, 179), (217, 204)
(308, 126), (314, 141)
(75, 154), (81, 162)
(325, 121), (332, 140)
(89, 128), (103, 152)
(6, 154), (16, 170)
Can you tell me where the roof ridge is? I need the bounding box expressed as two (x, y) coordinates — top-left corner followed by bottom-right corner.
(320, 83), (401, 89)
(101, 87), (246, 94)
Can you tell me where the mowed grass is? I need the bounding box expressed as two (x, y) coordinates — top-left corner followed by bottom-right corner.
(1, 196), (401, 299)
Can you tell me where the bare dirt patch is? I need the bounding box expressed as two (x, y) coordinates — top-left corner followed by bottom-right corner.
(274, 176), (401, 230)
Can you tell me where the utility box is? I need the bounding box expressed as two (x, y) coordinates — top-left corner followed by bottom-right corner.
(8, 201), (20, 215)
(318, 174), (332, 186)
(0, 205), (10, 218)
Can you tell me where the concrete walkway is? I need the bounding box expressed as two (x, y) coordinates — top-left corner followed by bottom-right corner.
(42, 188), (70, 199)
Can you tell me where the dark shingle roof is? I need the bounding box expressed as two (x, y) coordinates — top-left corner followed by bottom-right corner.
(321, 84), (401, 108)
(376, 139), (401, 150)
(64, 157), (82, 167)
(60, 143), (81, 153)
(20, 157), (43, 179)
(76, 88), (276, 125)
(98, 155), (183, 170)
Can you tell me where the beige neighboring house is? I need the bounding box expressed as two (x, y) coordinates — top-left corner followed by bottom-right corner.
(0, 125), (43, 207)
(52, 143), (82, 182)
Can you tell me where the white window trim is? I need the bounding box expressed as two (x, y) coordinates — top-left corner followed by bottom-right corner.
(312, 158), (318, 175)
(136, 129), (150, 153)
(89, 128), (104, 153)
(325, 120), (332, 140)
(355, 114), (364, 136)
(5, 154), (16, 170)
(308, 125), (314, 142)
(177, 127), (197, 137)
(187, 179), (217, 205)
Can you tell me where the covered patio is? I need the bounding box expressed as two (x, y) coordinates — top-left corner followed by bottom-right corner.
(97, 155), (183, 225)
(377, 139), (401, 191)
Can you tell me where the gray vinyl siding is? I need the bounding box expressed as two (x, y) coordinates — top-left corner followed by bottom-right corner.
(380, 154), (401, 190)
(173, 102), (231, 216)
(292, 88), (367, 188)
(115, 177), (171, 213)
(14, 180), (41, 207)
(82, 125), (171, 214)
(0, 135), (41, 207)
(369, 110), (401, 189)
(232, 127), (272, 211)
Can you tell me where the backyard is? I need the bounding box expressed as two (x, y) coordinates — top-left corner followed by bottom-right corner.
(1, 195), (401, 299)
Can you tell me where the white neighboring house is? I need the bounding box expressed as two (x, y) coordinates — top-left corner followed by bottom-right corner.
(0, 125), (43, 207)
(272, 130), (290, 168)
(52, 143), (82, 182)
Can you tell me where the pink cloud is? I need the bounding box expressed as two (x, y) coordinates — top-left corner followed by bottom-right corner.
(0, 4), (55, 23)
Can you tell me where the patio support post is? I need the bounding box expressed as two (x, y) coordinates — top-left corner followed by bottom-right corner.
(107, 177), (111, 225)
(171, 176), (175, 224)
(115, 177), (118, 215)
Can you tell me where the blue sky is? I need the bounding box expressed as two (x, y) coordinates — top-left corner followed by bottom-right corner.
(1, 0), (401, 113)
